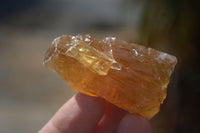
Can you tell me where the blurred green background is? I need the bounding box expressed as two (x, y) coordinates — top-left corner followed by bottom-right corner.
(0, 0), (199, 133)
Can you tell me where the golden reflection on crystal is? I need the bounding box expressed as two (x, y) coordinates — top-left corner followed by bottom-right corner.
(65, 40), (117, 75)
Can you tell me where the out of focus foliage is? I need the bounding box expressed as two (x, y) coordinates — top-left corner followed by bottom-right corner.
(137, 0), (200, 132)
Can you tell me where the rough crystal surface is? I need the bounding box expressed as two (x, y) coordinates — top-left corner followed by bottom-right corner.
(43, 34), (177, 119)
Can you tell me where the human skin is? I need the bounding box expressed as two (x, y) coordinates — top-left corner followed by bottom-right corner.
(39, 93), (153, 133)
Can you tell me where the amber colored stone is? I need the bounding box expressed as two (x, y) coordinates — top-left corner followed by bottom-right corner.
(43, 34), (177, 119)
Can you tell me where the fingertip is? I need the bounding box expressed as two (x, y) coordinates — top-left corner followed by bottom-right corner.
(117, 114), (153, 133)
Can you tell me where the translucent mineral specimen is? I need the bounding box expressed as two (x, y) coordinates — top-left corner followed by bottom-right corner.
(43, 34), (177, 119)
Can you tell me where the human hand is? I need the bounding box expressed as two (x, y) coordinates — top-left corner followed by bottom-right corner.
(39, 93), (152, 133)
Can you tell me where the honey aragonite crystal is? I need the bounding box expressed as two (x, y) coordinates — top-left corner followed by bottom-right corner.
(43, 34), (177, 119)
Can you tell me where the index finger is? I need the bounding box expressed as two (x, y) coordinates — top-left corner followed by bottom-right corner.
(39, 93), (105, 133)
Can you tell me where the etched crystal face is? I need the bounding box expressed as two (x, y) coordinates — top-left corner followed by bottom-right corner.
(43, 34), (177, 119)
